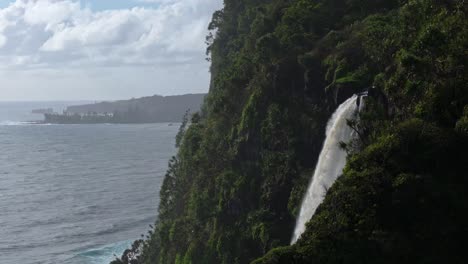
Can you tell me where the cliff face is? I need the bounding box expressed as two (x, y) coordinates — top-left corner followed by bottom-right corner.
(64, 94), (206, 123)
(115, 1), (468, 263)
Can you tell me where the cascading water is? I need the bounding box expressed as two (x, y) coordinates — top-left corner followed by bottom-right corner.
(291, 94), (365, 244)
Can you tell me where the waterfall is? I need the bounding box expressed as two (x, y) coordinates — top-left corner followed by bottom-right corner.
(291, 94), (364, 244)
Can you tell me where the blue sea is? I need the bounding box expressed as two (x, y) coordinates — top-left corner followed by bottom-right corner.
(0, 102), (178, 264)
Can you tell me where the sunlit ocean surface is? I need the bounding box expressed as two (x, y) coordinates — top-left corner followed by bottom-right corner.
(0, 102), (177, 264)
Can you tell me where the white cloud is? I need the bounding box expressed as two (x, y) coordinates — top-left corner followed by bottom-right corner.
(0, 0), (222, 69)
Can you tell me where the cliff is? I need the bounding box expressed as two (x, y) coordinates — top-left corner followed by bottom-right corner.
(113, 1), (467, 263)
(45, 94), (206, 124)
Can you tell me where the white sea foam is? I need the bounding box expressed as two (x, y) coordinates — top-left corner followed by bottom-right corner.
(76, 240), (133, 264)
(0, 121), (29, 126)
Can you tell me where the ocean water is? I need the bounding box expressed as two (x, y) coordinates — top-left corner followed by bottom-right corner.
(0, 102), (178, 264)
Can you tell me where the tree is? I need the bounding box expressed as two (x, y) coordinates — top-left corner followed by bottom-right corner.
(176, 109), (190, 148)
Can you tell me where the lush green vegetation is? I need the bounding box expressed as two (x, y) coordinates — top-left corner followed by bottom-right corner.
(113, 0), (467, 263)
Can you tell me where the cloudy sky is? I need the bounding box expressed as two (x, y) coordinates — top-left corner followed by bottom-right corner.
(0, 0), (222, 101)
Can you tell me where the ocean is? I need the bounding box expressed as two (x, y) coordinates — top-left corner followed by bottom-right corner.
(0, 102), (178, 264)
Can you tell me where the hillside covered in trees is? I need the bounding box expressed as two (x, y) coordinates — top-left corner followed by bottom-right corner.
(113, 0), (467, 263)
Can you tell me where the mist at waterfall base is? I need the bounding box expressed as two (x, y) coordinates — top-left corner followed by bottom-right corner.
(0, 102), (178, 264)
(291, 95), (363, 244)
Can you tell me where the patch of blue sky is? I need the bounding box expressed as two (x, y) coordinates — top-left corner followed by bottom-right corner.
(0, 0), (11, 8)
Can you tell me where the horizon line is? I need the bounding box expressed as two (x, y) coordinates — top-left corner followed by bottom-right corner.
(0, 93), (208, 103)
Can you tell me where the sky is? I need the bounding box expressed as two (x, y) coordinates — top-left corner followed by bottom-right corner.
(0, 0), (223, 101)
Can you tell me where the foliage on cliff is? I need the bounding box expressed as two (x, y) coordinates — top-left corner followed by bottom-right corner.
(114, 0), (467, 263)
(252, 0), (468, 263)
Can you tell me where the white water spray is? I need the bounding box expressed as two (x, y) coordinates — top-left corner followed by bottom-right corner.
(291, 94), (363, 244)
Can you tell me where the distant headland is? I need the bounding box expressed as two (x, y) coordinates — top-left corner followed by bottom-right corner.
(32, 108), (54, 115)
(42, 94), (206, 124)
